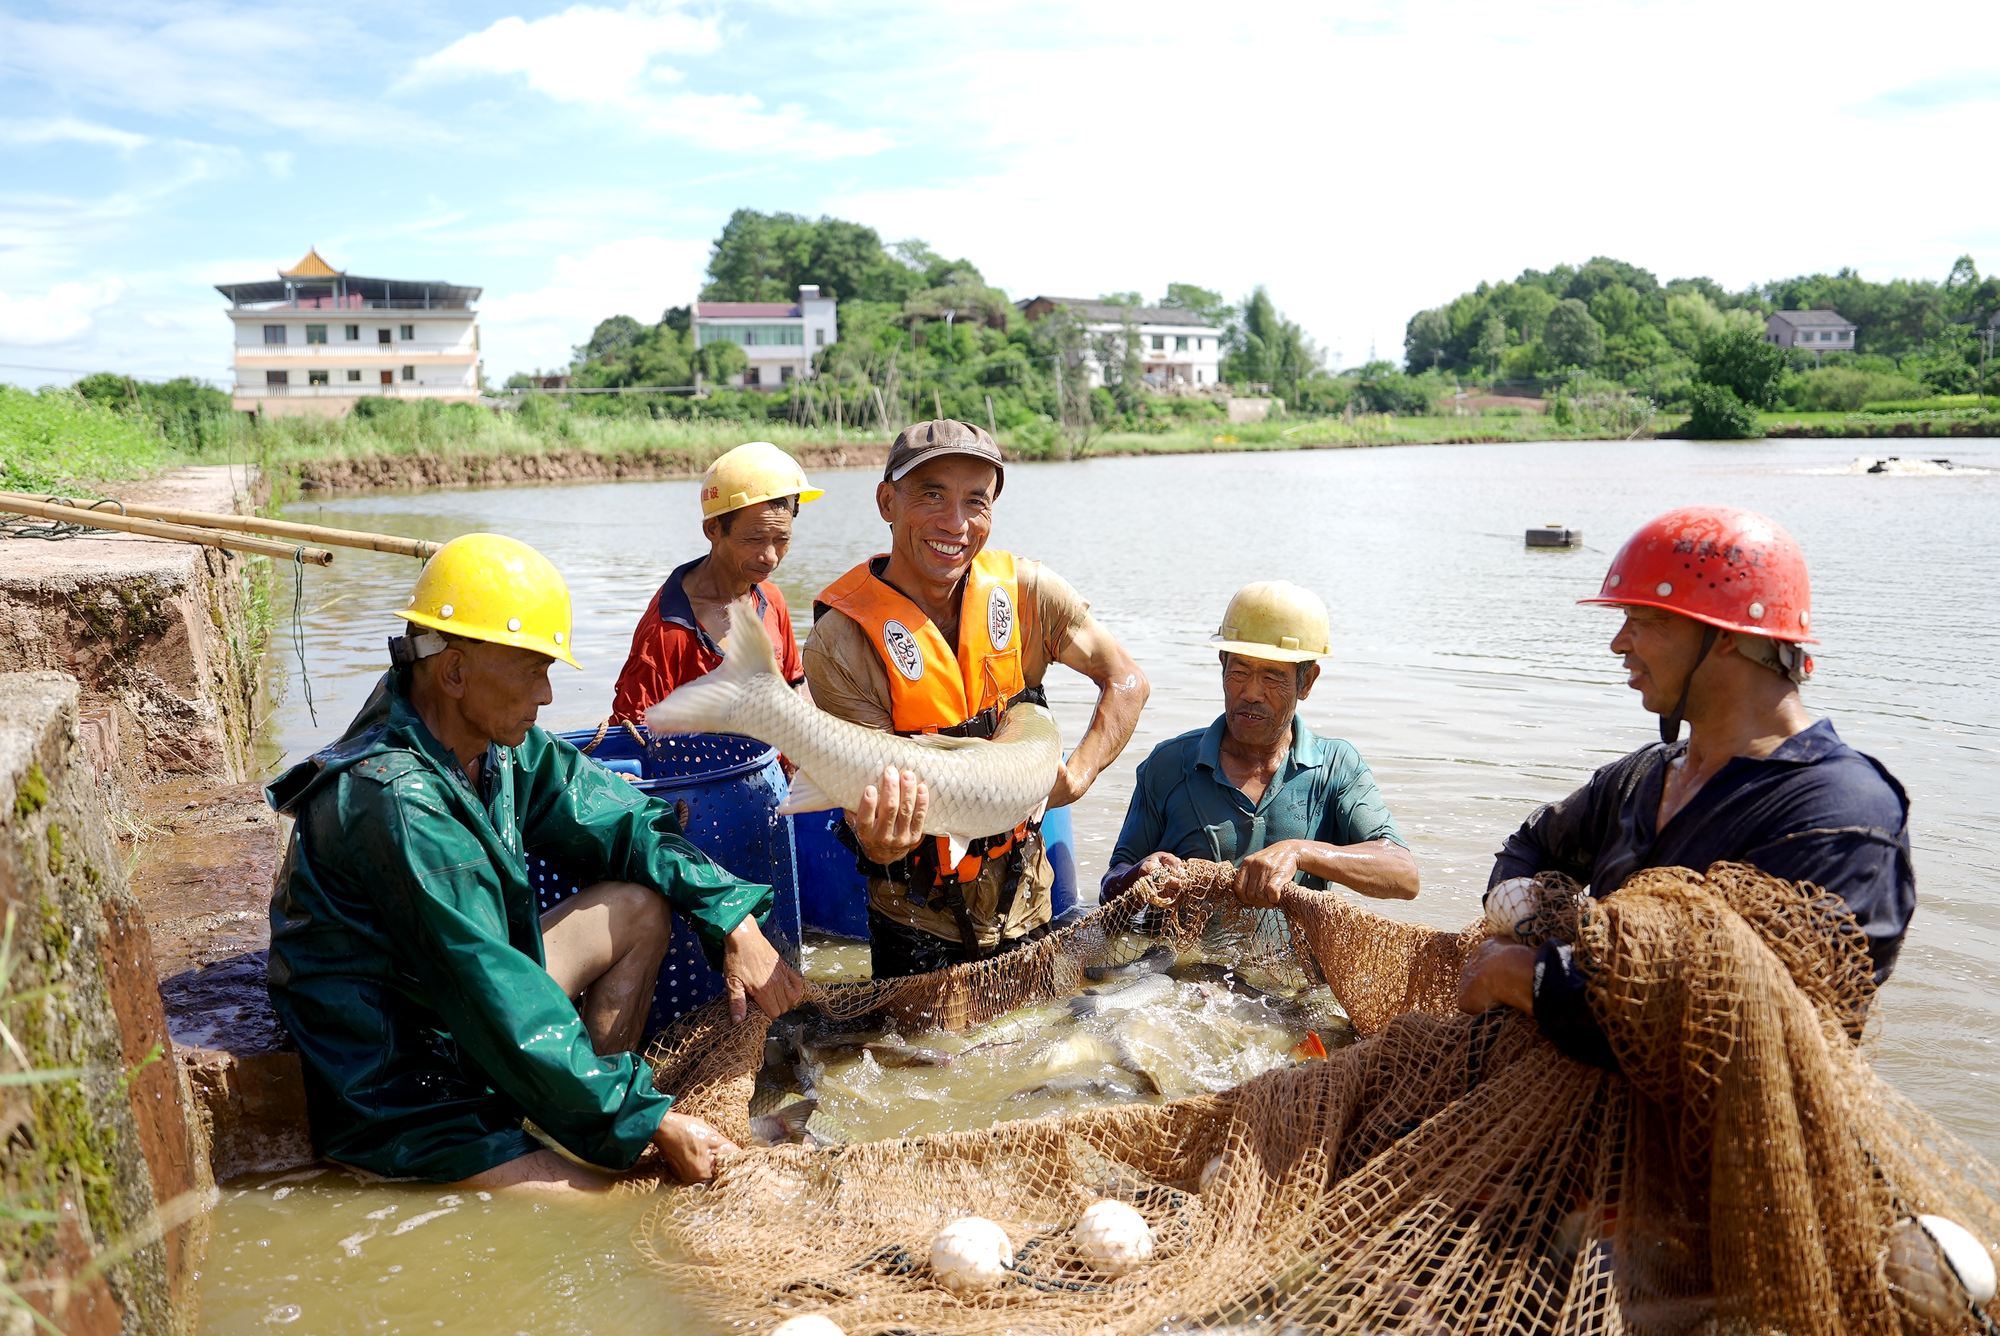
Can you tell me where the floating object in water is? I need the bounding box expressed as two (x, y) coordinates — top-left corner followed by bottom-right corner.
(748, 1098), (819, 1147)
(1068, 973), (1174, 1018)
(1290, 1031), (1327, 1062)
(1525, 523), (1582, 547)
(647, 600), (1063, 866)
(770, 1315), (844, 1336)
(1072, 1199), (1153, 1276)
(1485, 876), (1542, 939)
(929, 1216), (1013, 1295)
(1084, 943), (1178, 982)
(1865, 455), (1961, 475)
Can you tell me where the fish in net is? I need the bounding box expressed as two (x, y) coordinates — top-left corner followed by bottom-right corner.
(624, 861), (2000, 1335)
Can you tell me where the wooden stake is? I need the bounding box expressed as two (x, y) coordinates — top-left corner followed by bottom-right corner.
(0, 494), (334, 565)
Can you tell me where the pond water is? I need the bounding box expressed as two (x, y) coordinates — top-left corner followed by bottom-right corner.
(209, 438), (2000, 1333)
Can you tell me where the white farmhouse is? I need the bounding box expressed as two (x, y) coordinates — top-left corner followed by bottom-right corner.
(217, 249), (482, 418)
(694, 285), (838, 388)
(1765, 309), (1857, 351)
(1015, 296), (1225, 389)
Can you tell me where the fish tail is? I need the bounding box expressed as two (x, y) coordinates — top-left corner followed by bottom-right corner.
(645, 598), (780, 736)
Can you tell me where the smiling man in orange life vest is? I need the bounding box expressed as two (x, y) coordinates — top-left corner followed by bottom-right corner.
(803, 420), (1150, 978)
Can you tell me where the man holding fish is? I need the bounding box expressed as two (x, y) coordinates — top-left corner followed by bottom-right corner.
(1102, 580), (1420, 907)
(650, 420), (1149, 978)
(266, 534), (805, 1191)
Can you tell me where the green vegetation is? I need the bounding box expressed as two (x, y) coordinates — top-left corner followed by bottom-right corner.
(0, 385), (176, 493)
(1403, 253), (2000, 435)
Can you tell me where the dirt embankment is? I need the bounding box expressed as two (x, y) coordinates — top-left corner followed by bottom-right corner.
(294, 441), (892, 492)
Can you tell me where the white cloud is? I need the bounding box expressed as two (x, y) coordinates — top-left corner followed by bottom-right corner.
(0, 118), (149, 150)
(410, 2), (887, 157)
(0, 280), (127, 346)
(479, 235), (711, 374)
(412, 1), (720, 103)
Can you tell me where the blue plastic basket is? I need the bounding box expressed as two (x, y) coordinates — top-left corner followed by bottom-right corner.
(793, 802), (1078, 941)
(531, 726), (801, 1029)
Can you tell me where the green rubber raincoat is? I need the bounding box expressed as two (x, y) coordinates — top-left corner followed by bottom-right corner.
(265, 669), (772, 1182)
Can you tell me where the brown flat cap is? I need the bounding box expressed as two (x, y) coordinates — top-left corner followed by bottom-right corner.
(884, 419), (1005, 495)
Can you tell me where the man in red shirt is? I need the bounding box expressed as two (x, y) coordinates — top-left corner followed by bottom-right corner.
(611, 442), (822, 722)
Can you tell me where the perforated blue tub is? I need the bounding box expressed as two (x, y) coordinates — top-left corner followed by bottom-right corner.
(529, 726), (800, 1030)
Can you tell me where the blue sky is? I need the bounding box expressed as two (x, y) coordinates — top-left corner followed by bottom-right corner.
(2, 0), (1996, 388)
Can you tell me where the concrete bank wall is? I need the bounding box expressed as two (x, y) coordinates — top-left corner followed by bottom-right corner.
(291, 441), (890, 493)
(0, 672), (211, 1334)
(0, 467), (264, 790)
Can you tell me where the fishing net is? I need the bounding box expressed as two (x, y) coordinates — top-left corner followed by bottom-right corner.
(627, 861), (2000, 1335)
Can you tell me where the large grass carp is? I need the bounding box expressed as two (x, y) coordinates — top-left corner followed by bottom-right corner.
(645, 599), (1063, 854)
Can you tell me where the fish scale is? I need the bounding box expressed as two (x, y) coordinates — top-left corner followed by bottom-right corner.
(647, 598), (1063, 841)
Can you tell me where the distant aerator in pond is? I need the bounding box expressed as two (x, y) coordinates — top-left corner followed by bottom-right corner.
(1526, 523), (1582, 547)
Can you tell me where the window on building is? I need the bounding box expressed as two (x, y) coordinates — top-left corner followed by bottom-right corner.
(400, 324), (415, 340)
(380, 371), (394, 385)
(305, 324), (328, 344)
(780, 365), (795, 383)
(815, 328), (826, 347)
(1150, 334), (1165, 351)
(744, 366), (762, 386)
(266, 370), (289, 385)
(345, 324), (360, 341)
(377, 329), (392, 344)
(401, 365), (415, 382)
(697, 324), (804, 347)
(1175, 335), (1189, 352)
(263, 325), (287, 344)
(308, 370), (329, 385)
(346, 370), (362, 382)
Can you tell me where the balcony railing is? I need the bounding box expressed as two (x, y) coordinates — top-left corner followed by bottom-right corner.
(236, 343), (475, 357)
(233, 383), (477, 398)
(229, 297), (475, 311)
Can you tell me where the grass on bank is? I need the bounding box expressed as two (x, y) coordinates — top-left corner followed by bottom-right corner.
(5, 383), (1994, 494)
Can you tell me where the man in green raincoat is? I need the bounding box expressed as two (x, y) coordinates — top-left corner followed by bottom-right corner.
(266, 533), (804, 1189)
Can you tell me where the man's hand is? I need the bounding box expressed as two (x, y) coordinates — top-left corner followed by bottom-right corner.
(1046, 755), (1096, 810)
(1457, 939), (1536, 1015)
(722, 916), (807, 1022)
(1234, 840), (1310, 908)
(844, 765), (929, 866)
(1104, 851), (1183, 900)
(653, 1111), (737, 1184)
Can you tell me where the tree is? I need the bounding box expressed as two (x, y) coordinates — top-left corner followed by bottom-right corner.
(1695, 326), (1787, 409)
(1542, 299), (1604, 369)
(1403, 308), (1451, 372)
(1474, 315), (1509, 374)
(1684, 382), (1761, 438)
(1225, 286), (1321, 400)
(1161, 283), (1235, 329)
(574, 315), (645, 364)
(701, 209), (926, 304)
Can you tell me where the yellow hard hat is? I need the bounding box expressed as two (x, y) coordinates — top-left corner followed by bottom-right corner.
(1209, 580), (1332, 664)
(402, 533), (580, 669)
(700, 441), (825, 519)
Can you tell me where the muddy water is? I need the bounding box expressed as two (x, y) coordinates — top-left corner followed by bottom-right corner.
(213, 439), (1999, 1333)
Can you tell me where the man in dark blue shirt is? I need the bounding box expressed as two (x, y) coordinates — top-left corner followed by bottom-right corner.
(1457, 507), (1914, 1069)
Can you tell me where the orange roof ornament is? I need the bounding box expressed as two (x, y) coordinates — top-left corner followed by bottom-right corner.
(280, 247), (344, 279)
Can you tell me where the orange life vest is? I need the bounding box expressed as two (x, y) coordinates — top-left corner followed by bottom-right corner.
(817, 549), (1034, 884)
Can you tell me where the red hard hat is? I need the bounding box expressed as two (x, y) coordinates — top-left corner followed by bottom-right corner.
(1580, 506), (1816, 643)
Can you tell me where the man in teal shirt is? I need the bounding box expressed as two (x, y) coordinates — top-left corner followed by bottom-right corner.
(1103, 582), (1419, 907)
(267, 534), (803, 1190)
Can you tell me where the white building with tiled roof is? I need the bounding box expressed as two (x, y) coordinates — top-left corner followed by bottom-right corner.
(1765, 309), (1857, 351)
(217, 249), (482, 418)
(1015, 296), (1225, 389)
(694, 285), (838, 388)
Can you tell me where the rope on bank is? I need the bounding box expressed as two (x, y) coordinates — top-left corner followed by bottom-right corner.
(291, 547), (318, 727)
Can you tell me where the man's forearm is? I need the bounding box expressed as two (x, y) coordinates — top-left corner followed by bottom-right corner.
(1065, 671), (1147, 793)
(1296, 839), (1420, 899)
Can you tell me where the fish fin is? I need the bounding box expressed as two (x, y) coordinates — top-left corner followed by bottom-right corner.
(903, 732), (988, 752)
(945, 834), (970, 869)
(777, 767), (839, 815)
(772, 1097), (818, 1136)
(644, 599), (778, 737)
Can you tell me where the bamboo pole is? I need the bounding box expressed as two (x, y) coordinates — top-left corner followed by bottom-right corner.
(0, 495), (334, 565)
(0, 491), (437, 559)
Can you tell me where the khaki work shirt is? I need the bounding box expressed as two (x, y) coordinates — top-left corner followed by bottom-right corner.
(804, 557), (1089, 948)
